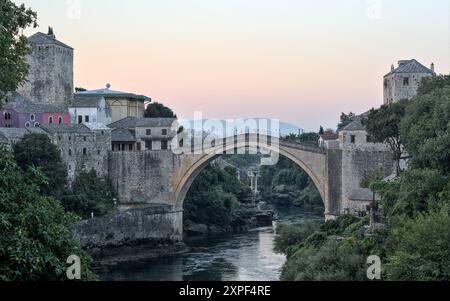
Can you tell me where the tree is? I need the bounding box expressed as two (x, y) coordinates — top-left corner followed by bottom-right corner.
(417, 75), (450, 96)
(0, 0), (37, 107)
(0, 147), (97, 280)
(337, 112), (356, 131)
(13, 134), (68, 198)
(319, 126), (324, 135)
(400, 85), (450, 175)
(364, 100), (408, 176)
(75, 87), (87, 92)
(145, 102), (177, 118)
(61, 169), (117, 219)
(385, 208), (450, 281)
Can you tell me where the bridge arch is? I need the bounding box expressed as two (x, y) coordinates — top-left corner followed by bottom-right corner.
(173, 137), (330, 217)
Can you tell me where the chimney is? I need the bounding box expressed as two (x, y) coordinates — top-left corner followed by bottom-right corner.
(391, 64), (395, 72)
(431, 63), (435, 72)
(47, 27), (55, 39)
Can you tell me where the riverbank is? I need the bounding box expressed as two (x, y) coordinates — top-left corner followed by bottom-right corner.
(184, 204), (274, 238)
(97, 206), (324, 281)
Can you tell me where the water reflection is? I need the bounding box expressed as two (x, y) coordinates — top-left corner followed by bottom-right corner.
(99, 206), (323, 281)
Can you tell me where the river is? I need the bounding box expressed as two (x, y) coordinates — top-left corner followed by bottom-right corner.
(98, 206), (323, 281)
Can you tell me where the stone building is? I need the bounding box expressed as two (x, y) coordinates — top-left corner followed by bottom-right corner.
(383, 59), (435, 105)
(69, 96), (112, 125)
(17, 28), (74, 106)
(0, 95), (70, 128)
(108, 117), (177, 152)
(337, 113), (394, 215)
(0, 127), (47, 147)
(75, 85), (150, 123)
(40, 124), (111, 182)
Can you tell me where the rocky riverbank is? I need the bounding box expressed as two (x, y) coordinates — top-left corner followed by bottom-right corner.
(184, 204), (274, 238)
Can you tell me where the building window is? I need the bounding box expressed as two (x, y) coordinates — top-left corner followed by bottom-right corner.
(83, 148), (87, 155)
(101, 131), (105, 136)
(403, 77), (410, 86)
(69, 135), (72, 141)
(30, 114), (35, 121)
(78, 116), (83, 124)
(129, 144), (133, 151)
(97, 150), (101, 155)
(25, 122), (30, 128)
(69, 149), (72, 156)
(85, 115), (89, 123)
(146, 129), (152, 136)
(49, 116), (54, 124)
(68, 164), (72, 171)
(162, 129), (167, 136)
(161, 140), (168, 150)
(350, 135), (356, 144)
(58, 135), (62, 141)
(145, 140), (153, 150)
(34, 122), (40, 127)
(83, 136), (87, 142)
(58, 116), (63, 124)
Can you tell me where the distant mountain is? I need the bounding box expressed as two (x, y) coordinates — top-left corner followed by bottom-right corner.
(179, 119), (305, 137)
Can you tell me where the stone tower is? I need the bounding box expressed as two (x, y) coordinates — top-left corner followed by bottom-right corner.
(17, 27), (74, 106)
(383, 59), (435, 105)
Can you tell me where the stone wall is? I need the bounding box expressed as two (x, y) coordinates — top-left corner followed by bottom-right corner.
(50, 129), (111, 182)
(17, 44), (73, 105)
(108, 150), (176, 206)
(340, 146), (394, 213)
(73, 205), (183, 249)
(384, 72), (432, 104)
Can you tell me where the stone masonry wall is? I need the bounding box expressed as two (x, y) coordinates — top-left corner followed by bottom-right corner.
(73, 206), (183, 249)
(108, 151), (176, 207)
(17, 44), (73, 105)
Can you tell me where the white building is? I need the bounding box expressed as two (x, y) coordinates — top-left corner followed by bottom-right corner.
(69, 96), (112, 125)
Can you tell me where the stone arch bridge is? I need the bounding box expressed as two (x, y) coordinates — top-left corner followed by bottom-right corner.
(75, 133), (393, 248)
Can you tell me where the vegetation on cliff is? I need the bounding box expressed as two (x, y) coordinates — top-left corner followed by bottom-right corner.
(0, 147), (97, 280)
(0, 0), (37, 107)
(276, 75), (450, 281)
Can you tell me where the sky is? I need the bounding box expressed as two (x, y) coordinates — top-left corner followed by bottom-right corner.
(15, 0), (450, 131)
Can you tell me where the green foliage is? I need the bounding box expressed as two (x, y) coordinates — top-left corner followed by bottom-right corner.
(400, 86), (450, 174)
(417, 75), (450, 95)
(337, 112), (356, 131)
(0, 147), (97, 281)
(320, 215), (361, 236)
(13, 134), (68, 198)
(274, 221), (320, 254)
(183, 165), (250, 227)
(281, 240), (367, 281)
(378, 169), (448, 217)
(364, 100), (408, 175)
(385, 208), (450, 281)
(0, 0), (37, 106)
(61, 169), (117, 220)
(145, 102), (177, 118)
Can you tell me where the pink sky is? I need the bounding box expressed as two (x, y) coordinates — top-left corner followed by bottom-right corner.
(17, 0), (450, 130)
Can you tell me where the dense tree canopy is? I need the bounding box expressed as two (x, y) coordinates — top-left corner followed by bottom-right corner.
(145, 102), (177, 118)
(0, 0), (37, 106)
(14, 134), (68, 198)
(364, 100), (408, 175)
(0, 147), (96, 280)
(61, 169), (116, 219)
(337, 112), (356, 131)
